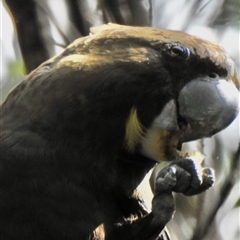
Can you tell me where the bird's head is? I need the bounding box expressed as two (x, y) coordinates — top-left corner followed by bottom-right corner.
(87, 24), (239, 161)
(12, 23), (239, 162)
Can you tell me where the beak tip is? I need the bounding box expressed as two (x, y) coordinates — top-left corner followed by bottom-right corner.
(178, 79), (239, 142)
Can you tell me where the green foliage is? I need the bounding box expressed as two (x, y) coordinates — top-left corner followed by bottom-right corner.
(1, 59), (25, 103)
(234, 198), (240, 207)
(7, 59), (26, 82)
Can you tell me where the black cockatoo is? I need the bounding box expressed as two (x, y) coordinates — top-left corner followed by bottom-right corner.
(0, 24), (239, 240)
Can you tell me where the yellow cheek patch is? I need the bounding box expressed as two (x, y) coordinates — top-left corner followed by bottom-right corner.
(141, 128), (180, 161)
(146, 129), (170, 160)
(125, 108), (145, 152)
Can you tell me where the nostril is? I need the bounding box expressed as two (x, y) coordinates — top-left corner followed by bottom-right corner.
(208, 72), (218, 79)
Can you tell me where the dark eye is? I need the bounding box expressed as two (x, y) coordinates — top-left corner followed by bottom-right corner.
(170, 45), (190, 58)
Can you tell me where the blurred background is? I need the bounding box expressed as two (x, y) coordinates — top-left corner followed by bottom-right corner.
(1, 0), (239, 239)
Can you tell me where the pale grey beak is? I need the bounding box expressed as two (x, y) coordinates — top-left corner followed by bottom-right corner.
(178, 78), (239, 142)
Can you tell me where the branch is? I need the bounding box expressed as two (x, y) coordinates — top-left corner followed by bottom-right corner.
(5, 0), (54, 73)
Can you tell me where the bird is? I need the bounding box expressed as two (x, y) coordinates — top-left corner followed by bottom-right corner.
(0, 23), (239, 240)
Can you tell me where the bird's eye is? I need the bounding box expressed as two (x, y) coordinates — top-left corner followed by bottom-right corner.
(169, 45), (190, 58)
